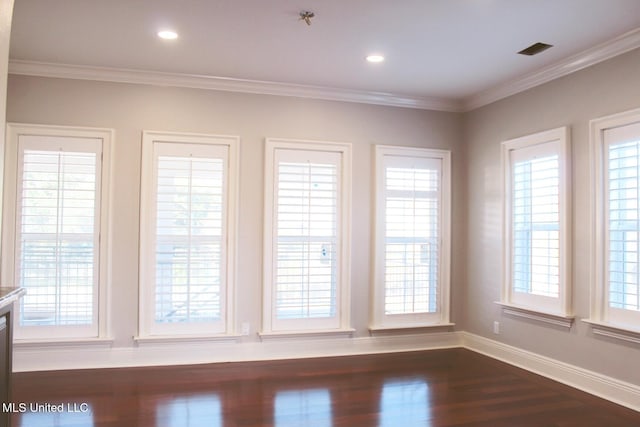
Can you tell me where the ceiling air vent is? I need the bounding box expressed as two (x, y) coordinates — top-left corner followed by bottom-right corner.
(518, 42), (553, 56)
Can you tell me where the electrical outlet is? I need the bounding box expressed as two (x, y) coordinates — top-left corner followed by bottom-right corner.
(493, 321), (500, 334)
(241, 322), (250, 336)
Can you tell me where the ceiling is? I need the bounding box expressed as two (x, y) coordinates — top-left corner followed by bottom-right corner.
(8, 0), (640, 111)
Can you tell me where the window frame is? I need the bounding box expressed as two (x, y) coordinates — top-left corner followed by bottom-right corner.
(262, 138), (352, 335)
(590, 108), (640, 334)
(501, 127), (572, 319)
(1, 123), (113, 341)
(138, 131), (239, 338)
(371, 145), (452, 329)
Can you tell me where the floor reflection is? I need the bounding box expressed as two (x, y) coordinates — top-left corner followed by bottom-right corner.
(155, 394), (222, 427)
(18, 403), (94, 427)
(379, 378), (430, 427)
(274, 388), (332, 427)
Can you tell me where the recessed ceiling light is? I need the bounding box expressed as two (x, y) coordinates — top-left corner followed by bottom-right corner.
(366, 54), (385, 63)
(157, 30), (178, 40)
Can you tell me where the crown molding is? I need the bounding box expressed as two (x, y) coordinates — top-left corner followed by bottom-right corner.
(463, 27), (640, 111)
(9, 27), (640, 114)
(8, 59), (463, 112)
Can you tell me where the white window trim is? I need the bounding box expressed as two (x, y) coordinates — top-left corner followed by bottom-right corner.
(262, 138), (352, 335)
(1, 123), (113, 341)
(138, 131), (239, 339)
(588, 107), (640, 337)
(501, 127), (572, 319)
(371, 145), (452, 329)
(496, 302), (574, 328)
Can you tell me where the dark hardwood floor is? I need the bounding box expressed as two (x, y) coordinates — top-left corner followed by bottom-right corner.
(7, 348), (640, 426)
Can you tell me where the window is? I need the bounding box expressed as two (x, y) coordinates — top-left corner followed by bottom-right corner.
(501, 127), (571, 318)
(372, 146), (451, 328)
(139, 131), (238, 337)
(263, 138), (351, 334)
(590, 108), (640, 333)
(2, 124), (112, 340)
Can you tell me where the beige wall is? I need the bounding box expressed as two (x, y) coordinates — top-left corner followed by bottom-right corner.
(6, 75), (464, 347)
(6, 45), (640, 385)
(0, 0), (14, 234)
(462, 47), (640, 385)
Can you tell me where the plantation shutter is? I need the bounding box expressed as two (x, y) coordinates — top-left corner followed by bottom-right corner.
(511, 150), (560, 298)
(152, 142), (227, 330)
(382, 157), (441, 315)
(273, 149), (340, 329)
(16, 136), (102, 335)
(605, 122), (640, 315)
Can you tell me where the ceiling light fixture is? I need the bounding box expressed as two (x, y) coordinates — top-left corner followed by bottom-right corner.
(300, 11), (315, 26)
(366, 54), (385, 63)
(157, 30), (178, 40)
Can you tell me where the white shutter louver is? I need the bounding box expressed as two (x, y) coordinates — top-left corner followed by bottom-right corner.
(511, 155), (560, 298)
(607, 140), (640, 312)
(153, 149), (226, 325)
(384, 165), (440, 315)
(275, 161), (337, 320)
(16, 141), (101, 330)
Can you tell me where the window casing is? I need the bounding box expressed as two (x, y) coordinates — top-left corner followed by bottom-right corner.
(2, 124), (112, 340)
(372, 146), (451, 328)
(139, 131), (238, 337)
(263, 139), (351, 334)
(501, 127), (571, 317)
(591, 109), (640, 331)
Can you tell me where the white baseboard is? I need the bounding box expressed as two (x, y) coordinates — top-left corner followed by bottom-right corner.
(461, 332), (640, 412)
(13, 331), (462, 372)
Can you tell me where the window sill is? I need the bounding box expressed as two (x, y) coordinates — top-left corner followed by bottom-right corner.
(496, 302), (575, 328)
(369, 323), (455, 333)
(259, 328), (355, 341)
(582, 319), (640, 344)
(134, 334), (241, 345)
(14, 337), (114, 349)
